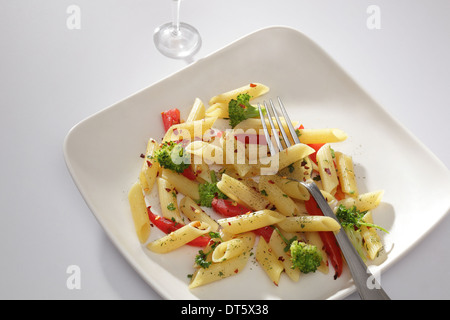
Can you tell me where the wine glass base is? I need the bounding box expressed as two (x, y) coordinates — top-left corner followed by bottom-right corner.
(153, 22), (202, 59)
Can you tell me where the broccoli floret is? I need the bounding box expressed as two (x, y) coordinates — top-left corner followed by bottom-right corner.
(335, 205), (388, 233)
(198, 171), (228, 207)
(290, 240), (322, 274)
(228, 93), (262, 128)
(154, 140), (190, 173)
(335, 205), (388, 262)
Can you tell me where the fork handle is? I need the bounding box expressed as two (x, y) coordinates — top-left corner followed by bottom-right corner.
(301, 181), (391, 300)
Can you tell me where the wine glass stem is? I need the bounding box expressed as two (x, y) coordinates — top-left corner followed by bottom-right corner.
(171, 0), (181, 36)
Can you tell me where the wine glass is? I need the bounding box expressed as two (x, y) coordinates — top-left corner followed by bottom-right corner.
(153, 0), (202, 59)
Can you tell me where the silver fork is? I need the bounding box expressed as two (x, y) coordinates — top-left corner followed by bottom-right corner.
(257, 97), (390, 300)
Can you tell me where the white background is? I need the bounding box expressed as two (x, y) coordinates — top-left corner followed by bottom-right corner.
(1, 0), (449, 299)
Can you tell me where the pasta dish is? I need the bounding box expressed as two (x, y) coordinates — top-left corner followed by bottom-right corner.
(127, 83), (388, 289)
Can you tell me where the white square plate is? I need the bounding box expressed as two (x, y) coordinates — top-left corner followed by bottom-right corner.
(64, 26), (450, 299)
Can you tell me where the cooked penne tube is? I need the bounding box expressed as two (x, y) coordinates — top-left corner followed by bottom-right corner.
(163, 116), (217, 142)
(361, 211), (384, 260)
(127, 181), (151, 243)
(276, 215), (341, 232)
(209, 83), (269, 105)
(233, 163), (255, 177)
(256, 237), (284, 286)
(298, 128), (348, 144)
(211, 239), (245, 262)
(139, 138), (160, 194)
(269, 230), (300, 282)
(217, 173), (270, 210)
(320, 190), (337, 204)
(161, 169), (200, 201)
(259, 143), (316, 175)
(185, 140), (224, 165)
(233, 117), (298, 133)
(186, 98), (206, 122)
(205, 102), (229, 118)
(147, 221), (211, 254)
(262, 174), (309, 201)
(259, 175), (299, 216)
(278, 161), (312, 200)
(338, 190), (384, 212)
(179, 196), (219, 231)
(189, 232), (255, 289)
(190, 160), (212, 183)
(335, 151), (358, 197)
(157, 177), (182, 223)
(316, 144), (339, 194)
(217, 210), (286, 234)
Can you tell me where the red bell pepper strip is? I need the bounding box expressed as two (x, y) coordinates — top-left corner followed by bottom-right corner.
(161, 108), (181, 132)
(181, 166), (197, 181)
(147, 207), (211, 247)
(211, 198), (252, 217)
(304, 197), (343, 279)
(253, 226), (274, 243)
(307, 143), (325, 164)
(333, 185), (346, 201)
(211, 198), (274, 241)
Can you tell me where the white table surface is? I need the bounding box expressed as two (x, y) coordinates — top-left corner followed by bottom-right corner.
(1, 0), (449, 300)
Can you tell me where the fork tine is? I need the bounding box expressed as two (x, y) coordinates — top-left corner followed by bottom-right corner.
(277, 97), (300, 145)
(269, 99), (291, 149)
(264, 100), (283, 152)
(259, 97), (300, 156)
(257, 103), (277, 156)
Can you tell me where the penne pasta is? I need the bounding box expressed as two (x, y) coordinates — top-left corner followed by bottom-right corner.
(157, 177), (182, 223)
(259, 175), (299, 216)
(163, 116), (218, 142)
(209, 83), (269, 105)
(316, 144), (339, 194)
(189, 232), (255, 289)
(278, 160), (312, 200)
(298, 128), (347, 144)
(276, 177), (310, 201)
(190, 159), (212, 183)
(161, 169), (200, 201)
(335, 151), (358, 197)
(139, 138), (160, 194)
(276, 215), (341, 232)
(179, 196), (219, 231)
(259, 143), (316, 175)
(128, 181), (151, 243)
(233, 117), (299, 134)
(338, 190), (384, 212)
(217, 209), (286, 234)
(269, 231), (300, 282)
(255, 237), (284, 286)
(185, 140), (224, 165)
(205, 102), (229, 118)
(147, 221), (211, 254)
(186, 98), (206, 123)
(217, 173), (270, 210)
(361, 211), (384, 260)
(211, 238), (245, 262)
